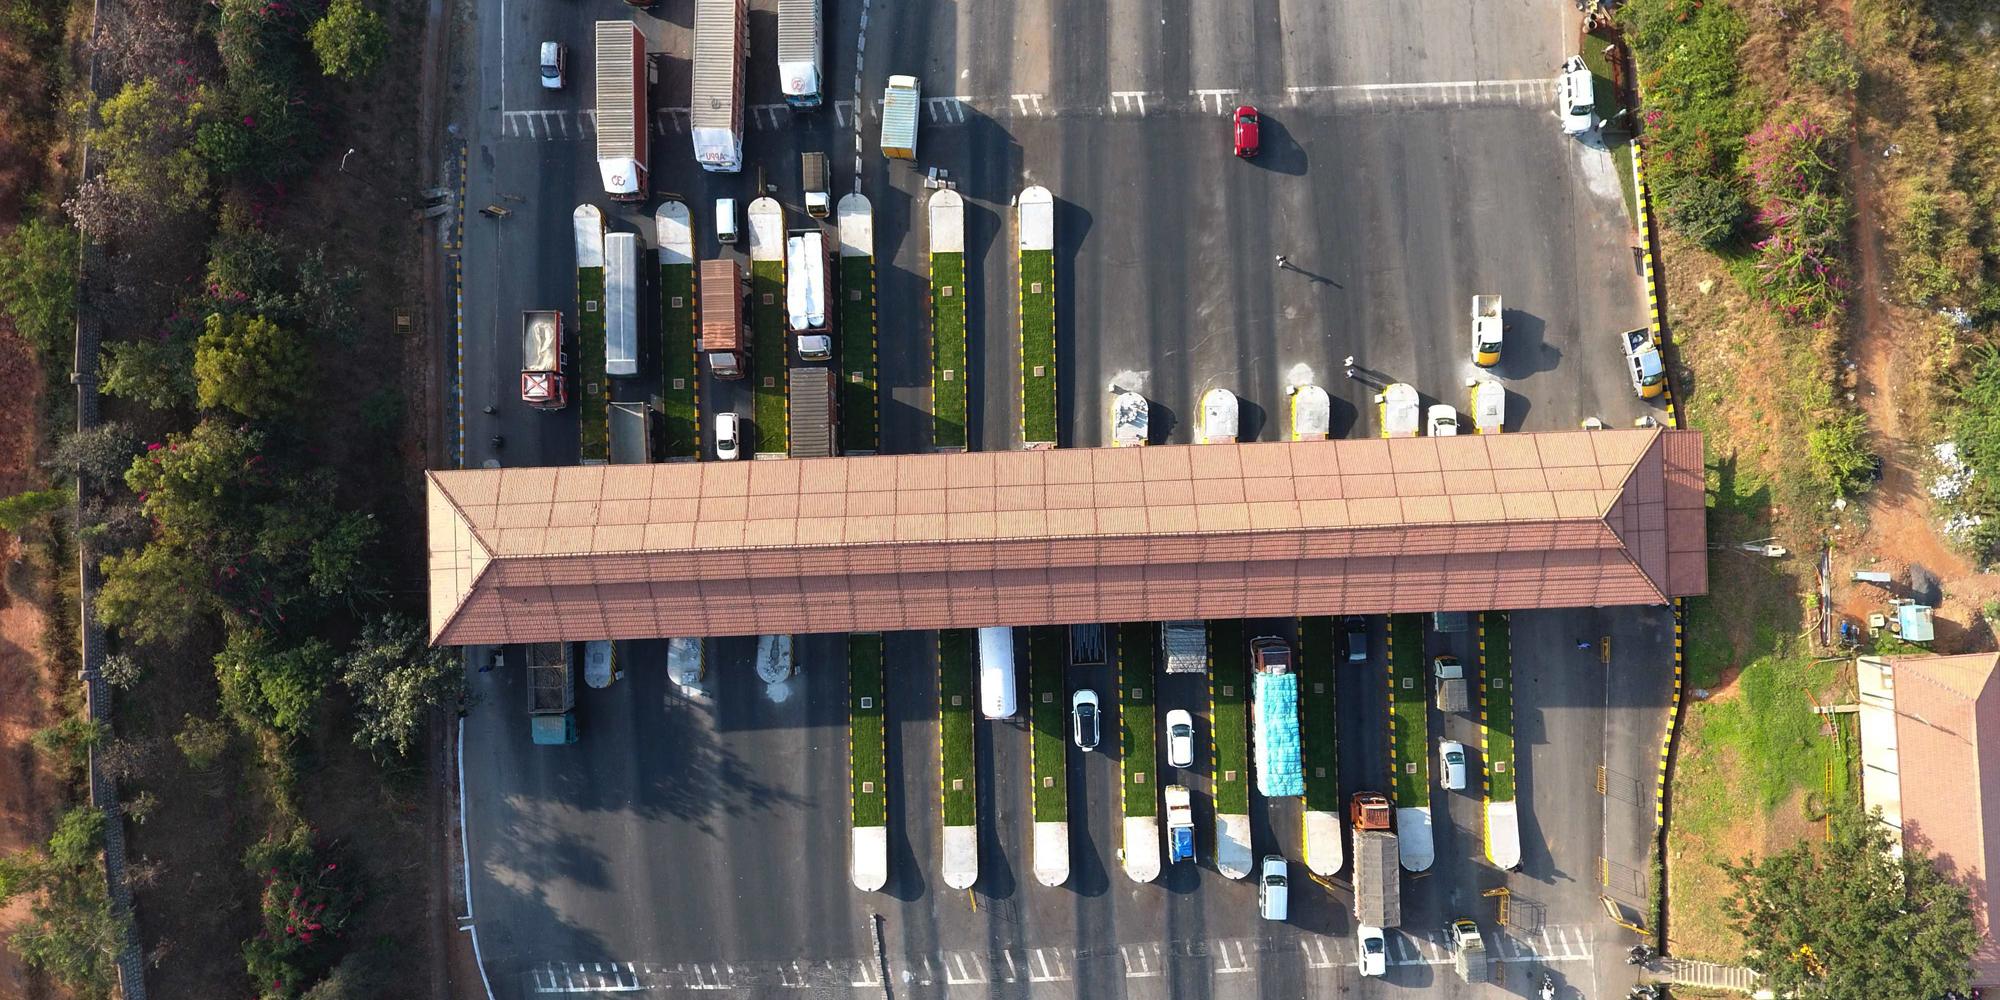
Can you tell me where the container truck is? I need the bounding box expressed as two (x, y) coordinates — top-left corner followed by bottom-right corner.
(593, 22), (649, 200)
(527, 642), (577, 745)
(880, 75), (921, 159)
(692, 0), (748, 172)
(1161, 621), (1206, 674)
(801, 151), (830, 218)
(604, 232), (639, 377)
(777, 0), (822, 108)
(699, 259), (748, 378)
(788, 366), (837, 458)
(520, 310), (567, 409)
(1471, 294), (1503, 366)
(1165, 784), (1196, 864)
(786, 231), (832, 360)
(609, 401), (652, 464)
(1351, 793), (1401, 927)
(1250, 636), (1304, 798)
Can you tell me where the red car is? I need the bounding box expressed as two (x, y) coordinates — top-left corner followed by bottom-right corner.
(1233, 105), (1261, 157)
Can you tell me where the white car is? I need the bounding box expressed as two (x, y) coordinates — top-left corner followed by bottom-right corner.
(1439, 740), (1468, 791)
(714, 412), (741, 461)
(1165, 709), (1195, 769)
(539, 41), (566, 90)
(1558, 56), (1596, 135)
(1071, 689), (1101, 751)
(1426, 404), (1460, 437)
(1258, 855), (1289, 921)
(1357, 924), (1388, 977)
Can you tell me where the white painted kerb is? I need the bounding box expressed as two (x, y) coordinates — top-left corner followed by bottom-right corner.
(748, 197), (786, 262)
(928, 189), (964, 254)
(837, 194), (874, 258)
(1484, 800), (1521, 870)
(852, 825), (888, 892)
(1397, 806), (1435, 872)
(1303, 810), (1343, 877)
(942, 825), (978, 889)
(1122, 815), (1160, 883)
(1017, 186), (1053, 252)
(1215, 814), (1252, 879)
(655, 201), (693, 266)
(573, 205), (604, 268)
(1034, 821), (1069, 887)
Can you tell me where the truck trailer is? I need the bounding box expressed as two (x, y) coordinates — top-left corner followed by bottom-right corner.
(776, 0), (822, 108)
(699, 259), (748, 378)
(527, 642), (577, 745)
(609, 400), (652, 464)
(593, 22), (649, 200)
(692, 0), (748, 172)
(880, 75), (921, 159)
(788, 365), (837, 458)
(520, 310), (567, 409)
(801, 151), (830, 217)
(1161, 621), (1206, 674)
(604, 232), (639, 377)
(1351, 793), (1401, 927)
(786, 231), (832, 360)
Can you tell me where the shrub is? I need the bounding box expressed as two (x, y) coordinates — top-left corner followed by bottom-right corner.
(1745, 107), (1850, 324)
(100, 652), (142, 690)
(338, 615), (463, 758)
(194, 312), (311, 419)
(1666, 173), (1752, 249)
(1624, 0), (1761, 196)
(47, 423), (137, 490)
(46, 808), (103, 870)
(95, 543), (222, 646)
(1791, 25), (1860, 94)
(309, 0), (388, 82)
(243, 826), (363, 999)
(29, 717), (106, 782)
(173, 714), (233, 770)
(89, 78), (208, 214)
(0, 488), (70, 533)
(101, 334), (198, 411)
(0, 217), (80, 357)
(12, 870), (122, 995)
(216, 628), (335, 738)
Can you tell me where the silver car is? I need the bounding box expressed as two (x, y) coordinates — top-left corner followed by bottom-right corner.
(1438, 740), (1468, 791)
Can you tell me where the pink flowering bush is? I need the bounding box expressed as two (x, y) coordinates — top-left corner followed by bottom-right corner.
(242, 826), (361, 999)
(1744, 106), (1851, 325)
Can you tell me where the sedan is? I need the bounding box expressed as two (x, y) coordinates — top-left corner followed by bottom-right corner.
(1165, 709), (1195, 769)
(714, 412), (741, 461)
(1072, 689), (1101, 751)
(1439, 740), (1468, 790)
(1357, 924), (1388, 977)
(1232, 105), (1261, 157)
(539, 41), (565, 90)
(1343, 616), (1370, 662)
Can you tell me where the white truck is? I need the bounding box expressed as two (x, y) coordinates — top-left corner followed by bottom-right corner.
(692, 0), (748, 172)
(604, 232), (639, 377)
(519, 310), (567, 410)
(786, 231), (832, 360)
(1433, 655), (1468, 713)
(1379, 383), (1419, 438)
(1165, 784), (1195, 864)
(776, 0), (822, 108)
(881, 75), (920, 159)
(593, 22), (649, 200)
(1624, 327), (1666, 399)
(1450, 918), (1491, 983)
(1471, 294), (1503, 366)
(801, 151), (830, 218)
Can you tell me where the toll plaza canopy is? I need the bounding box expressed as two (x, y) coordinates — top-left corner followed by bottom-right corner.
(427, 428), (1708, 645)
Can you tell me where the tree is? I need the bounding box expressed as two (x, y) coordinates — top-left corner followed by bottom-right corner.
(12, 869), (122, 994)
(309, 0), (388, 81)
(0, 216), (80, 357)
(194, 312), (310, 418)
(0, 488), (69, 533)
(100, 335), (197, 411)
(123, 420), (266, 548)
(1725, 806), (1978, 1000)
(46, 422), (136, 490)
(95, 543), (221, 646)
(215, 628), (334, 737)
(90, 78), (207, 214)
(339, 615), (463, 758)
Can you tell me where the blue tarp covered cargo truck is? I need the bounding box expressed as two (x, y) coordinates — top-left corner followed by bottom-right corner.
(1250, 636), (1304, 798)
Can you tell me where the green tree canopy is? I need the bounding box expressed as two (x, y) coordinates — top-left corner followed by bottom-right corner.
(338, 614), (463, 757)
(101, 335), (198, 412)
(309, 0), (388, 82)
(216, 628), (335, 737)
(123, 420), (266, 548)
(94, 543), (222, 646)
(0, 217), (80, 357)
(1725, 806), (1978, 1000)
(0, 489), (70, 533)
(91, 77), (207, 212)
(194, 312), (310, 418)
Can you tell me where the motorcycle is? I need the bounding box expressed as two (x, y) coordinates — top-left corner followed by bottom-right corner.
(1539, 973), (1556, 1000)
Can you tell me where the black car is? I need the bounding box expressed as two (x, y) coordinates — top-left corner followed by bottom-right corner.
(1343, 616), (1371, 662)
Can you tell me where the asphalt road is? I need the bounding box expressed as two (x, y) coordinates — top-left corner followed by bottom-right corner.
(446, 0), (1672, 995)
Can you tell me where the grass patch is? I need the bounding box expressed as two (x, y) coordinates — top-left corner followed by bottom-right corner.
(1207, 619), (1249, 815)
(1029, 626), (1068, 823)
(1019, 248), (1057, 445)
(1582, 31), (1639, 226)
(1481, 612), (1516, 802)
(1387, 613), (1430, 805)
(1297, 616), (1340, 811)
(750, 258), (788, 455)
(939, 629), (977, 827)
(659, 260), (699, 460)
(849, 633), (886, 827)
(838, 255), (878, 453)
(577, 266), (608, 462)
(1119, 622), (1157, 817)
(930, 251), (967, 449)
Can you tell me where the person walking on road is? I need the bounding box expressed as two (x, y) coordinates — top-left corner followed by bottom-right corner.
(1274, 254), (1290, 269)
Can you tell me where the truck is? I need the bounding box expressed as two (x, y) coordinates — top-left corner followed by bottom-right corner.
(1379, 383), (1419, 438)
(527, 642), (577, 745)
(786, 231), (832, 360)
(609, 401), (652, 464)
(1161, 620), (1206, 674)
(1350, 793), (1401, 927)
(1250, 636), (1304, 798)
(788, 365), (837, 458)
(776, 0), (822, 107)
(1449, 918), (1491, 983)
(1471, 294), (1503, 366)
(593, 22), (649, 200)
(604, 232), (639, 377)
(692, 0), (748, 172)
(881, 75), (921, 160)
(520, 310), (567, 409)
(1623, 327), (1666, 399)
(1165, 784), (1196, 864)
(1433, 654), (1467, 713)
(801, 151), (830, 218)
(700, 259), (748, 378)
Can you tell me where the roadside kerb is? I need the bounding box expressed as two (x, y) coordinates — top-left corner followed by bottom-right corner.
(1387, 613), (1435, 872)
(1017, 186), (1056, 448)
(928, 190), (968, 451)
(1207, 619), (1251, 879)
(1298, 616), (1343, 879)
(938, 629), (978, 889)
(1027, 626), (1068, 886)
(655, 201), (699, 460)
(748, 197), (789, 456)
(836, 194), (878, 454)
(574, 205), (608, 463)
(848, 633), (888, 891)
(1119, 622), (1161, 883)
(1479, 611), (1521, 870)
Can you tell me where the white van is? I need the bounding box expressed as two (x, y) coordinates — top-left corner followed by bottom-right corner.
(978, 626), (1017, 719)
(1258, 855), (1289, 921)
(715, 198), (739, 244)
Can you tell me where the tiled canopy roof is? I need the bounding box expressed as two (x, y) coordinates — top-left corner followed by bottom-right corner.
(427, 428), (1707, 645)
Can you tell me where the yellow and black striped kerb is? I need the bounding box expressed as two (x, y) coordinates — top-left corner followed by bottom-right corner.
(1657, 599), (1687, 827)
(1630, 138), (1681, 431)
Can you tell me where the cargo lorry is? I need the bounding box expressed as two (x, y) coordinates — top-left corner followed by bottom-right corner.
(1161, 620), (1206, 674)
(776, 0), (822, 108)
(1351, 793), (1401, 927)
(692, 0), (748, 172)
(786, 231), (832, 360)
(520, 310), (567, 409)
(1250, 636), (1304, 798)
(1433, 655), (1467, 713)
(609, 401), (652, 464)
(881, 75), (921, 159)
(1471, 294), (1503, 366)
(593, 22), (649, 200)
(604, 232), (639, 377)
(1165, 784), (1195, 864)
(527, 642), (577, 745)
(801, 151), (830, 218)
(1450, 918), (1491, 983)
(788, 366), (837, 458)
(700, 259), (748, 378)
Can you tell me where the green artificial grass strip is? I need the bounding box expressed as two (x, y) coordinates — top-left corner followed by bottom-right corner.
(1019, 249), (1057, 445)
(1120, 622), (1157, 817)
(577, 267), (608, 462)
(849, 633), (886, 827)
(838, 255), (878, 453)
(1388, 613), (1430, 805)
(1481, 612), (1516, 802)
(939, 629), (977, 827)
(1028, 626), (1068, 823)
(1297, 616), (1340, 811)
(658, 261), (699, 460)
(749, 259), (788, 455)
(1207, 619), (1249, 815)
(930, 251), (967, 449)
